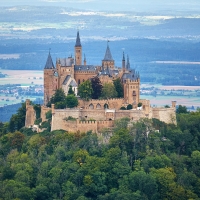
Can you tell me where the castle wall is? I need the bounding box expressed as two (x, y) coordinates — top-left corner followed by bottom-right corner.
(77, 121), (98, 133)
(152, 107), (176, 124)
(74, 71), (96, 85)
(78, 98), (125, 110)
(25, 100), (36, 128)
(41, 106), (51, 122)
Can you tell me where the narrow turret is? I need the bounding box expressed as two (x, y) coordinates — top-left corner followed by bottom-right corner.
(75, 31), (82, 65)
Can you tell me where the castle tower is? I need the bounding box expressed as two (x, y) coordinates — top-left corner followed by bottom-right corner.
(44, 51), (57, 105)
(122, 52), (125, 72)
(102, 42), (115, 69)
(75, 31), (82, 65)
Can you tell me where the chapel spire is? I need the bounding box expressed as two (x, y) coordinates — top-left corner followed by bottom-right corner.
(75, 30), (81, 47)
(75, 31), (82, 65)
(44, 50), (54, 69)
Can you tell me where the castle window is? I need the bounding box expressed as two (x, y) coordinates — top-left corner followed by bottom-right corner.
(78, 79), (80, 85)
(83, 79), (85, 82)
(89, 104), (94, 109)
(96, 104), (101, 109)
(104, 104), (109, 109)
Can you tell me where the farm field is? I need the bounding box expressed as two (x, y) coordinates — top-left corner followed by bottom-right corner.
(0, 70), (43, 86)
(0, 70), (43, 107)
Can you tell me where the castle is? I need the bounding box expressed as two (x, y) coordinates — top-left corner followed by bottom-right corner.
(25, 31), (176, 133)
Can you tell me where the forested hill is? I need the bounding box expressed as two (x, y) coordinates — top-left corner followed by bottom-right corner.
(0, 105), (200, 199)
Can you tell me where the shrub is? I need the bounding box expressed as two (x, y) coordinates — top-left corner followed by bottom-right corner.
(127, 104), (133, 110)
(138, 102), (142, 107)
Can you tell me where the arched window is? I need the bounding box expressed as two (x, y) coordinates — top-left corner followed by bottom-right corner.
(89, 104), (94, 109)
(96, 103), (101, 109)
(104, 103), (109, 109)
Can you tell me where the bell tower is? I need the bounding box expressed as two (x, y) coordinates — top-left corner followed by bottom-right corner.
(75, 31), (82, 65)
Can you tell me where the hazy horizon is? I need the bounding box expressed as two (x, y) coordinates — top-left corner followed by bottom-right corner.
(2, 0), (200, 13)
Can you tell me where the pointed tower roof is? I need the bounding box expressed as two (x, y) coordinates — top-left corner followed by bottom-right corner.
(126, 55), (130, 69)
(122, 51), (125, 61)
(84, 54), (86, 62)
(75, 31), (81, 47)
(45, 51), (54, 69)
(103, 43), (113, 61)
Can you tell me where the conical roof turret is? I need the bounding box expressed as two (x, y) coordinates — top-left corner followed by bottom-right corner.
(103, 42), (113, 61)
(75, 31), (81, 47)
(45, 51), (54, 69)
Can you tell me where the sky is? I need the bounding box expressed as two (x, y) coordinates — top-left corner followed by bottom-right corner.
(2, 0), (200, 12)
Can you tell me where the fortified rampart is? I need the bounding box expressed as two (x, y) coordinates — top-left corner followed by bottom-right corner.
(25, 99), (36, 127)
(25, 98), (176, 133)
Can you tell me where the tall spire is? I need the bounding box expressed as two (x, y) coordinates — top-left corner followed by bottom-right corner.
(122, 51), (125, 61)
(75, 30), (81, 47)
(126, 55), (130, 69)
(122, 51), (125, 71)
(44, 50), (54, 69)
(84, 54), (86, 66)
(103, 42), (113, 61)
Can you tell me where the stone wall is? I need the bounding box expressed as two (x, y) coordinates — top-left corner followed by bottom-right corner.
(78, 98), (125, 110)
(41, 106), (51, 122)
(152, 107), (176, 124)
(51, 117), (114, 133)
(25, 99), (36, 127)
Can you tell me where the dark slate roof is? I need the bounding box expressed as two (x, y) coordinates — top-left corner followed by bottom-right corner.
(57, 58), (73, 67)
(122, 69), (139, 81)
(69, 80), (77, 87)
(109, 69), (119, 76)
(45, 52), (54, 69)
(103, 44), (113, 61)
(75, 31), (81, 47)
(63, 75), (71, 85)
(99, 66), (111, 76)
(74, 65), (96, 72)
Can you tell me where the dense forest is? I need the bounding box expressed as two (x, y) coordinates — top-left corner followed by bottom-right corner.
(0, 104), (200, 199)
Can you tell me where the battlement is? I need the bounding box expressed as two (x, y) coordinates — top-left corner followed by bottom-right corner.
(127, 79), (140, 83)
(78, 120), (97, 124)
(75, 71), (96, 74)
(88, 98), (124, 102)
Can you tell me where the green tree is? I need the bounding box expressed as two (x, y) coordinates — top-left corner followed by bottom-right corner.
(101, 83), (117, 99)
(113, 78), (124, 98)
(176, 105), (188, 114)
(68, 85), (75, 95)
(66, 95), (78, 108)
(78, 80), (93, 101)
(8, 102), (26, 132)
(91, 76), (103, 99)
(47, 88), (67, 108)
